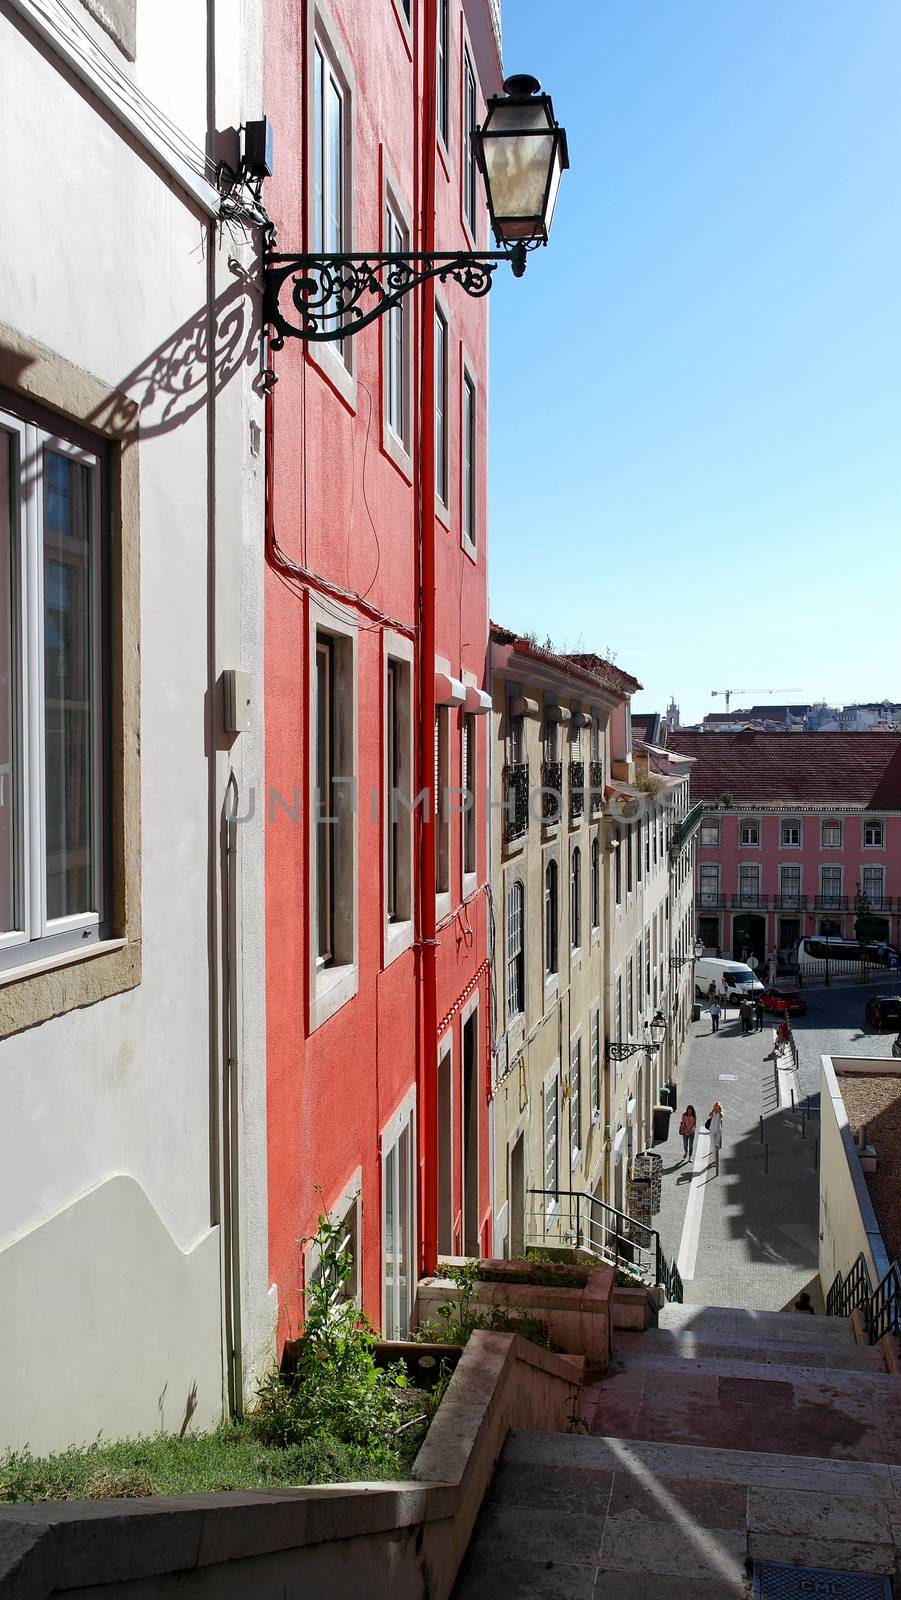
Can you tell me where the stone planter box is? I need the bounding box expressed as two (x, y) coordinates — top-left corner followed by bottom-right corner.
(415, 1259), (614, 1370)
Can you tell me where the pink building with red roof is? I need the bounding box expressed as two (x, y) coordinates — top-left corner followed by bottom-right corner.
(675, 732), (901, 963)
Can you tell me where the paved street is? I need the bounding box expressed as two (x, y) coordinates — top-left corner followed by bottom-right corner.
(650, 978), (901, 1314)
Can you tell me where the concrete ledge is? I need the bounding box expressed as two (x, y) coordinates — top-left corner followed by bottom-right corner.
(611, 1285), (657, 1331)
(0, 1332), (583, 1600)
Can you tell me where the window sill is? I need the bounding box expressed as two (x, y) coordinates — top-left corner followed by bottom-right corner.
(461, 531), (477, 564)
(544, 975), (559, 1007)
(0, 936), (127, 989)
(382, 423), (413, 484)
(591, 928), (601, 949)
(311, 961), (358, 1031)
(435, 494), (451, 530)
(384, 917), (414, 969)
(462, 870), (478, 901)
(308, 343), (356, 414)
(436, 890), (451, 924)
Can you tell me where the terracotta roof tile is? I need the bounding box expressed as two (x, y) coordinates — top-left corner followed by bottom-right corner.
(673, 731), (901, 808)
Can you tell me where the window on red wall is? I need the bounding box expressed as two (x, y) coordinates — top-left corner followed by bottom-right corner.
(462, 50), (478, 235)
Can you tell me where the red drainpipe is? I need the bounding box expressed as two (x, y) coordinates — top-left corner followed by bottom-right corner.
(418, 0), (438, 1278)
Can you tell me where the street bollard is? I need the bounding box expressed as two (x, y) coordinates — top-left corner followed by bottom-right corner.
(759, 1115), (763, 1145)
(765, 1143), (769, 1175)
(791, 1087), (795, 1112)
(802, 1112), (807, 1139)
(814, 1137), (819, 1169)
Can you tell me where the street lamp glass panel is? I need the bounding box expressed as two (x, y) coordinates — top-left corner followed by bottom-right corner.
(693, 939), (704, 958)
(475, 76), (569, 247)
(650, 1012), (667, 1047)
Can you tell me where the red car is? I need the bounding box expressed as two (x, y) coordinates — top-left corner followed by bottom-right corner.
(760, 987), (807, 1017)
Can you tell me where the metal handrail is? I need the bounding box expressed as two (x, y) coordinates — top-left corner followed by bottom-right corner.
(526, 1186), (683, 1302)
(824, 1254), (901, 1344)
(870, 1261), (901, 1344)
(825, 1252), (872, 1320)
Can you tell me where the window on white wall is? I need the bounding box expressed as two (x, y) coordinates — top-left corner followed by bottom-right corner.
(0, 413), (105, 968)
(590, 1007), (601, 1119)
(543, 1068), (559, 1196)
(570, 1036), (582, 1166)
(544, 858), (559, 978)
(570, 846), (581, 952)
(590, 837), (600, 930)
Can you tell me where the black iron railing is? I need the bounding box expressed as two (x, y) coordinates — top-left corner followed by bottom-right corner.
(526, 1186), (683, 1302)
(773, 894), (807, 910)
(826, 1255), (901, 1344)
(570, 760), (585, 821)
(589, 760), (604, 814)
(503, 762), (529, 844)
(541, 760), (563, 822)
(815, 894), (848, 911)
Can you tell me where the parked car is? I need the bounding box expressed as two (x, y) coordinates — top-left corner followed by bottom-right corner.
(759, 987), (807, 1017)
(864, 995), (901, 1031)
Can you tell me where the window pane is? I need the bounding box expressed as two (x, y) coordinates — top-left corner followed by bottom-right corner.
(384, 1142), (396, 1335)
(314, 47), (324, 250)
(435, 313), (447, 503)
(44, 450), (95, 922)
(0, 432), (20, 934)
(463, 375), (475, 543)
(327, 77), (342, 252)
(316, 641), (332, 961)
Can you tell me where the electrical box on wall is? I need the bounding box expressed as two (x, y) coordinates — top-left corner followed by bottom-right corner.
(223, 670), (252, 734)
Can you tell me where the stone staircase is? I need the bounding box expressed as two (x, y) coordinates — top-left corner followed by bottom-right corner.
(454, 1303), (901, 1599)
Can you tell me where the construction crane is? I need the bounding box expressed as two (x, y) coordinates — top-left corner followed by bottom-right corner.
(710, 687), (802, 712)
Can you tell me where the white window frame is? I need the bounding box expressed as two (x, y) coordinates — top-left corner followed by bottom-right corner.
(570, 1033), (583, 1168)
(739, 817), (760, 847)
(570, 844), (581, 955)
(781, 818), (802, 848)
(0, 412), (105, 969)
(863, 818), (885, 849)
(506, 876), (525, 1024)
(434, 296), (450, 521)
(738, 862), (760, 904)
(309, 596), (358, 1030)
(590, 833), (601, 936)
(462, 708), (477, 891)
(460, 35), (479, 244)
(861, 864), (884, 904)
(381, 1087), (417, 1340)
(436, 0), (450, 155)
(382, 178), (413, 473)
(384, 632), (413, 966)
(544, 855), (559, 985)
(698, 863), (720, 906)
(543, 1062), (560, 1210)
(779, 863), (802, 906)
(308, 4), (356, 403)
(305, 1167), (363, 1309)
(460, 353), (477, 559)
(821, 817), (843, 849)
(435, 702), (450, 914)
(590, 1005), (601, 1122)
(820, 863), (843, 904)
(700, 818), (720, 848)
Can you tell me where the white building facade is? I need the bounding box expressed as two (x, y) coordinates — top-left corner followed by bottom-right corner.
(0, 0), (272, 1451)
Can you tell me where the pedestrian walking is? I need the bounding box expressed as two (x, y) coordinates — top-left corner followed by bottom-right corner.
(679, 1105), (697, 1162)
(739, 999), (752, 1035)
(709, 999), (722, 1034)
(776, 1018), (791, 1056)
(754, 997), (764, 1031)
(767, 951), (778, 987)
(707, 979), (717, 1004)
(706, 1101), (723, 1175)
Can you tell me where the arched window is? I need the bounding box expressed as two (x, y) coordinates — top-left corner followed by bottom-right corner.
(506, 880), (525, 1020)
(544, 860), (558, 977)
(570, 847), (581, 951)
(591, 837), (600, 930)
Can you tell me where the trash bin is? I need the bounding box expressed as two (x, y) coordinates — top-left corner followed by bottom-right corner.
(691, 1001), (702, 1022)
(666, 1080), (678, 1112)
(652, 1103), (672, 1142)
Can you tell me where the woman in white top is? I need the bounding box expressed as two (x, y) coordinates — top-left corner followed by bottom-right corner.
(707, 1101), (724, 1176)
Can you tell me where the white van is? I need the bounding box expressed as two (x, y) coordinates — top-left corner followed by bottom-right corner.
(695, 957), (764, 1003)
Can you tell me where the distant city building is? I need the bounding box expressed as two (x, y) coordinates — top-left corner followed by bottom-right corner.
(676, 731), (901, 961)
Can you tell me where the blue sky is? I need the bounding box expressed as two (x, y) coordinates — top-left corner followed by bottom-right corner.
(488, 1), (901, 724)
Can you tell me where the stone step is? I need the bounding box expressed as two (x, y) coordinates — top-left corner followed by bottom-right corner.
(453, 1431), (901, 1599)
(658, 1304), (857, 1345)
(605, 1348), (898, 1391)
(619, 1326), (885, 1371)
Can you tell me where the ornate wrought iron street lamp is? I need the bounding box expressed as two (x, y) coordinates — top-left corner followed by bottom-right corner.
(263, 74), (568, 347)
(606, 1010), (668, 1064)
(670, 939), (705, 970)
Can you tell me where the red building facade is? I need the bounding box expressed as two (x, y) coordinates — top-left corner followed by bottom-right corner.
(263, 0), (501, 1343)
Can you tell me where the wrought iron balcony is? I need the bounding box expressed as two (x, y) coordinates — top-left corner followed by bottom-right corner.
(541, 760), (563, 822)
(503, 762), (530, 844)
(589, 760), (604, 814)
(816, 894), (848, 912)
(570, 760), (585, 821)
(773, 894), (807, 911)
(669, 800), (705, 856)
(731, 892), (770, 910)
(861, 895), (892, 912)
(696, 890), (725, 910)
